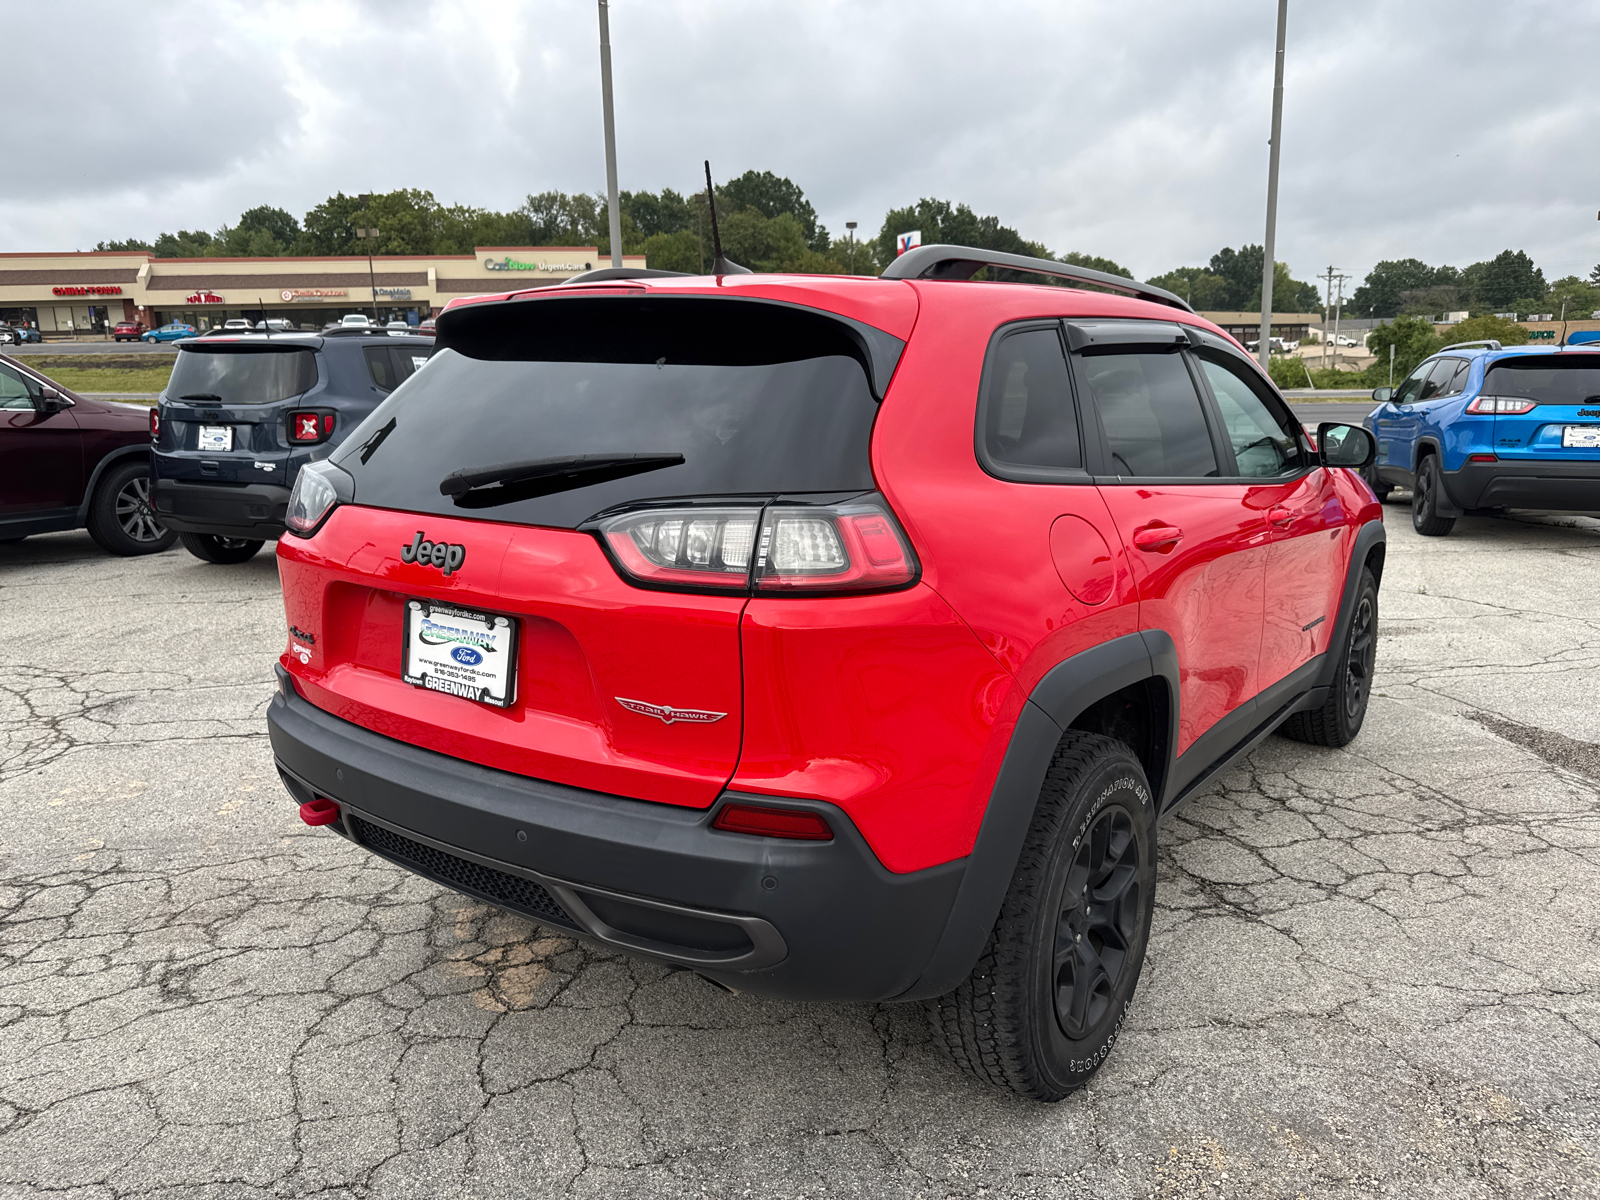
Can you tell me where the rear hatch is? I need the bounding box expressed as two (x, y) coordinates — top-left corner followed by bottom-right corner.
(278, 292), (897, 807)
(1485, 354), (1600, 462)
(155, 341), (320, 485)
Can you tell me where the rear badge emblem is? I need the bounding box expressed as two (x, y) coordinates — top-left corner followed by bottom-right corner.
(615, 697), (726, 725)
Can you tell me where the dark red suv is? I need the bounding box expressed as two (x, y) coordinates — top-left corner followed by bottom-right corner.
(267, 245), (1384, 1100)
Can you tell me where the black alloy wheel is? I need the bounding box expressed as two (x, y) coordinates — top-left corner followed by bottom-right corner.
(178, 532), (265, 564)
(928, 732), (1157, 1101)
(1411, 453), (1456, 536)
(86, 460), (177, 557)
(1280, 566), (1380, 748)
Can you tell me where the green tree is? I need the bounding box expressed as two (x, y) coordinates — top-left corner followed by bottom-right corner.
(1548, 275), (1600, 320)
(95, 238), (153, 252)
(237, 205), (300, 246)
(1207, 245), (1264, 309)
(1590, 263), (1600, 286)
(152, 230), (222, 257)
(1349, 259), (1440, 318)
(1147, 267), (1231, 309)
(1474, 249), (1545, 310)
(521, 190), (603, 246)
(1440, 314), (1528, 347)
(1059, 251), (1131, 278)
(622, 188), (695, 238)
(874, 198), (1046, 270)
(640, 230), (702, 273)
(717, 171), (827, 251)
(1364, 316), (1444, 385)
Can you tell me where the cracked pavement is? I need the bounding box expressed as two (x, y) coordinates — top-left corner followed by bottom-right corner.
(2, 509), (1598, 1199)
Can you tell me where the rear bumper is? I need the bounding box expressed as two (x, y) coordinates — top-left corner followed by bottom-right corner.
(266, 666), (963, 1002)
(1443, 459), (1600, 512)
(152, 477), (289, 538)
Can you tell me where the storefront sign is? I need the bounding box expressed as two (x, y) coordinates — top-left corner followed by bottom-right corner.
(52, 285), (123, 296)
(375, 287), (412, 300)
(280, 288), (349, 301)
(185, 290), (225, 304)
(484, 256), (590, 273)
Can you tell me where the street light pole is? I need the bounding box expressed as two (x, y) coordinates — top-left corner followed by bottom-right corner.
(597, 1), (623, 269)
(845, 220), (858, 274)
(1257, 0), (1288, 371)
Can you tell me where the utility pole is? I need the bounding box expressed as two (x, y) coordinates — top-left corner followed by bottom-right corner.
(1320, 264), (1338, 369)
(1331, 273), (1348, 370)
(597, 1), (622, 269)
(1256, 0), (1288, 371)
(356, 194), (380, 324)
(845, 221), (858, 273)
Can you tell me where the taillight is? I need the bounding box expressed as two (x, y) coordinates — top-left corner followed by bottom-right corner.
(149, 407), (159, 440)
(593, 495), (918, 596)
(711, 802), (834, 841)
(284, 460), (352, 536)
(1465, 396), (1537, 414)
(290, 411), (333, 442)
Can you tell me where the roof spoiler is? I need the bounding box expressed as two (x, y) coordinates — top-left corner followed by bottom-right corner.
(882, 243), (1194, 313)
(562, 267), (693, 285)
(1440, 339), (1502, 352)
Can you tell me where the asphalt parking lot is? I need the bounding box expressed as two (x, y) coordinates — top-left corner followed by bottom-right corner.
(2, 508), (1598, 1198)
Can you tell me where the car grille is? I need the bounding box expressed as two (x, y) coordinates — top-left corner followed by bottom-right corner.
(349, 815), (575, 929)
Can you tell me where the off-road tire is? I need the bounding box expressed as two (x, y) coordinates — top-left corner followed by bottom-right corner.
(179, 532), (264, 564)
(1279, 566), (1378, 748)
(1411, 453), (1455, 536)
(85, 459), (176, 556)
(926, 732), (1157, 1101)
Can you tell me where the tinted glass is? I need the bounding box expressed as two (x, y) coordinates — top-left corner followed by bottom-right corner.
(981, 327), (1082, 471)
(166, 348), (317, 404)
(0, 364), (34, 409)
(1421, 357), (1464, 400)
(1484, 356), (1600, 403)
(364, 346), (420, 392)
(1441, 359), (1471, 396)
(1082, 351), (1219, 477)
(1394, 361), (1432, 405)
(1199, 357), (1303, 477)
(333, 348), (879, 529)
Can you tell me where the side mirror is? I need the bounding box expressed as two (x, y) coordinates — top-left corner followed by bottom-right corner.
(36, 386), (68, 413)
(1371, 386), (1393, 404)
(1318, 422), (1376, 469)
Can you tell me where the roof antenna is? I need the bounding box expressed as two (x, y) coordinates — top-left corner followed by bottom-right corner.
(703, 160), (751, 276)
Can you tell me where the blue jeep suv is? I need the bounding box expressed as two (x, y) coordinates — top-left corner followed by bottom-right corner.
(1364, 338), (1600, 535)
(152, 331), (433, 562)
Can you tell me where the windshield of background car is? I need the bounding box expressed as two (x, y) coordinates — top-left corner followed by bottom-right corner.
(1484, 356), (1600, 403)
(330, 300), (884, 530)
(165, 348), (317, 405)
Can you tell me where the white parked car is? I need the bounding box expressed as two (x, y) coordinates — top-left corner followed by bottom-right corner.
(1334, 334), (1358, 347)
(255, 318), (296, 332)
(339, 314), (374, 328)
(222, 318), (253, 331)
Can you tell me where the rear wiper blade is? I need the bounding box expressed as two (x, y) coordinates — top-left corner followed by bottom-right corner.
(439, 453), (684, 499)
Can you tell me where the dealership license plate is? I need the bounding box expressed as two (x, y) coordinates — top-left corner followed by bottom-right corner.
(402, 599), (518, 708)
(197, 425), (233, 452)
(1561, 425), (1600, 449)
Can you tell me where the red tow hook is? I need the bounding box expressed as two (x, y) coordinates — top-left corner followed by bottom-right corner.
(299, 797), (341, 827)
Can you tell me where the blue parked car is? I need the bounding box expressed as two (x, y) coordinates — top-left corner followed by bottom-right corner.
(1365, 338), (1600, 535)
(142, 323), (198, 343)
(151, 331), (433, 562)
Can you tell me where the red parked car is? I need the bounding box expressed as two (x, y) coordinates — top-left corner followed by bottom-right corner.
(0, 356), (174, 554)
(113, 320), (143, 342)
(267, 245), (1383, 1100)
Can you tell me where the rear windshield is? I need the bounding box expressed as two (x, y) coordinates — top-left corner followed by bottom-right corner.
(167, 347), (318, 405)
(332, 348), (879, 529)
(1484, 356), (1600, 404)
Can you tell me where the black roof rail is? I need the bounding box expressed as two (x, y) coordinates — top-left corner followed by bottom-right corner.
(881, 243), (1194, 313)
(562, 266), (693, 285)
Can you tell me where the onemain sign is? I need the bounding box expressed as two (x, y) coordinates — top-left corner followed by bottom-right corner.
(375, 287), (412, 300)
(484, 256), (592, 273)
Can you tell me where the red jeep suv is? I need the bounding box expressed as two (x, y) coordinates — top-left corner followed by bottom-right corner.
(267, 245), (1383, 1100)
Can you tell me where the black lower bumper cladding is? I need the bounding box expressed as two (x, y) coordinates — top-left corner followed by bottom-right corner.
(1443, 459), (1600, 512)
(152, 478), (290, 538)
(267, 667), (963, 1001)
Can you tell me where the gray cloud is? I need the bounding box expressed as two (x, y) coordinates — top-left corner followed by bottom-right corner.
(3, 0), (1596, 287)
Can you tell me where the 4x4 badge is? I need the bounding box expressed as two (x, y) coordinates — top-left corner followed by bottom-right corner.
(615, 697), (726, 725)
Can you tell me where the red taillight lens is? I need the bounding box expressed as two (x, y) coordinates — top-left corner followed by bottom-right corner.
(149, 407), (159, 440)
(1465, 396), (1537, 414)
(595, 496), (919, 596)
(290, 411), (323, 442)
(711, 803), (833, 841)
(754, 500), (917, 593)
(1469, 454), (1497, 463)
(600, 506), (761, 590)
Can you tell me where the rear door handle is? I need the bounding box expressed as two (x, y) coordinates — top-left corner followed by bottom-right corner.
(1269, 508), (1293, 526)
(1132, 525), (1183, 553)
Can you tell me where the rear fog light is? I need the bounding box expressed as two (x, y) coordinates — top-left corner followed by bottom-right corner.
(1469, 454), (1497, 463)
(712, 802), (834, 841)
(299, 797), (340, 826)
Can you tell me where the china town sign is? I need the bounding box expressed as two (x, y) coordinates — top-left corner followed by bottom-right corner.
(185, 290), (225, 304)
(280, 288), (349, 301)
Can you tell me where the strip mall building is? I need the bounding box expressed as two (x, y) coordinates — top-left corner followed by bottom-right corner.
(0, 247), (646, 335)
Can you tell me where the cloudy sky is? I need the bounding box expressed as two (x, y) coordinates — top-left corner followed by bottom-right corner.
(6, 0), (1598, 287)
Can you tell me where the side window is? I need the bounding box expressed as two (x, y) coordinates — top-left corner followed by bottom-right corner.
(1197, 356), (1305, 477)
(1418, 357), (1461, 402)
(365, 346), (422, 393)
(1081, 350), (1219, 477)
(978, 326), (1082, 472)
(1434, 358), (1470, 397)
(1393, 361), (1432, 405)
(0, 364), (35, 409)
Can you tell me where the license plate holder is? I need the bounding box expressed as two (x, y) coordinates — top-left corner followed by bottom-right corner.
(197, 425), (233, 452)
(402, 599), (518, 708)
(1561, 425), (1600, 449)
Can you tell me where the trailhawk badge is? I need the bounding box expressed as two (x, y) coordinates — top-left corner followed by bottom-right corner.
(615, 697), (727, 725)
